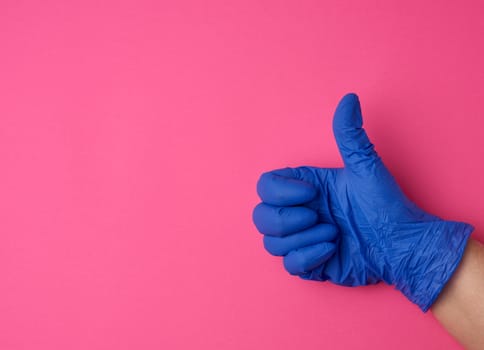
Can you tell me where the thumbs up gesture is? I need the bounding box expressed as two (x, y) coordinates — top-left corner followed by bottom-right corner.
(252, 93), (473, 312)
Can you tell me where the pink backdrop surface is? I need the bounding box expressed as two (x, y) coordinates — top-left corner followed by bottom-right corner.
(1, 1), (483, 349)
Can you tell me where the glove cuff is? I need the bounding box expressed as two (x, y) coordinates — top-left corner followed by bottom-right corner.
(392, 220), (473, 312)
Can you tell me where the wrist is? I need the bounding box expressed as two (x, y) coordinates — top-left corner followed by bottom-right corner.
(390, 220), (473, 311)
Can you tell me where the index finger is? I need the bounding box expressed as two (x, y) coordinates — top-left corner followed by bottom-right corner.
(256, 168), (317, 206)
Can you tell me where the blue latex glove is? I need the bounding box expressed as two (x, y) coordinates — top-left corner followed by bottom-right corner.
(252, 93), (473, 312)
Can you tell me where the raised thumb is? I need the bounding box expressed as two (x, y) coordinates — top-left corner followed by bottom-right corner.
(332, 93), (380, 174)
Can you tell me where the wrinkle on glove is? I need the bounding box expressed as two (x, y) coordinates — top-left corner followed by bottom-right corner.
(252, 93), (473, 312)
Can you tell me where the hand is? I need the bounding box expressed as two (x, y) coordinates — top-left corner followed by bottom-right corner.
(252, 93), (473, 311)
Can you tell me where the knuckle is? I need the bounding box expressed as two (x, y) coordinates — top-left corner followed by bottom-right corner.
(256, 172), (273, 198)
(259, 171), (275, 185)
(252, 203), (269, 233)
(283, 251), (306, 275)
(273, 207), (287, 234)
(263, 236), (283, 256)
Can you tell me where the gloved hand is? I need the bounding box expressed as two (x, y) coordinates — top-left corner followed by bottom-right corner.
(252, 93), (473, 312)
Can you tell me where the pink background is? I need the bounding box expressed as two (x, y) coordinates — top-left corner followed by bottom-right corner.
(1, 1), (483, 349)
